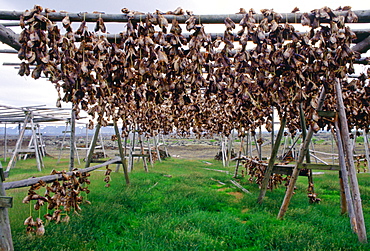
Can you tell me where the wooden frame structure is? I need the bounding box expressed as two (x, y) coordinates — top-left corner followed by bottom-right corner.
(0, 105), (72, 172)
(0, 7), (369, 249)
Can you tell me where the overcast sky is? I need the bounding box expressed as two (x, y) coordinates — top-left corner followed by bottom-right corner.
(0, 0), (369, 111)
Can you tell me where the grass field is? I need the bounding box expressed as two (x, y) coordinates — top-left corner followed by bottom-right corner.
(3, 157), (370, 250)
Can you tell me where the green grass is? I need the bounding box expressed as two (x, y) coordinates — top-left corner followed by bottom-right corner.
(4, 157), (370, 250)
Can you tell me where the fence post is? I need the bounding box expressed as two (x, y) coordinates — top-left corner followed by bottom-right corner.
(0, 165), (14, 251)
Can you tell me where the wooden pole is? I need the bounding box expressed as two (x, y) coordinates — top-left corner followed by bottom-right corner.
(258, 114), (287, 203)
(335, 79), (367, 243)
(154, 134), (161, 163)
(1, 10), (369, 25)
(139, 134), (148, 172)
(4, 158), (121, 190)
(277, 87), (326, 219)
(70, 110), (76, 171)
(98, 131), (106, 158)
(113, 122), (130, 185)
(30, 117), (42, 171)
(57, 122), (68, 163)
(3, 123), (7, 162)
(129, 127), (136, 171)
(363, 131), (370, 173)
(147, 137), (154, 168)
(161, 134), (169, 158)
(85, 124), (89, 158)
(253, 133), (261, 159)
(0, 166), (13, 251)
(220, 136), (226, 167)
(84, 124), (101, 168)
(227, 133), (234, 167)
(6, 112), (31, 172)
(233, 137), (244, 178)
(333, 121), (355, 225)
(271, 108), (274, 153)
(299, 103), (316, 198)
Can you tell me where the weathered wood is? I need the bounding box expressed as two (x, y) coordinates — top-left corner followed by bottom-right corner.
(84, 124), (101, 168)
(309, 153), (329, 165)
(210, 178), (226, 186)
(6, 113), (30, 172)
(0, 197), (12, 208)
(57, 122), (69, 163)
(317, 111), (337, 118)
(230, 180), (250, 194)
(300, 103), (316, 199)
(0, 10), (369, 24)
(335, 78), (367, 243)
(334, 119), (356, 228)
(29, 119), (43, 171)
(147, 138), (154, 168)
(281, 133), (301, 160)
(0, 23), (20, 51)
(3, 123), (7, 162)
(202, 168), (230, 174)
(154, 135), (161, 162)
(147, 182), (158, 191)
(363, 131), (370, 173)
(139, 134), (148, 172)
(113, 122), (130, 185)
(278, 87), (326, 219)
(161, 134), (169, 158)
(233, 137), (244, 178)
(258, 114), (287, 203)
(0, 166), (13, 251)
(352, 35), (370, 53)
(69, 110), (76, 170)
(339, 172), (347, 215)
(4, 158), (121, 190)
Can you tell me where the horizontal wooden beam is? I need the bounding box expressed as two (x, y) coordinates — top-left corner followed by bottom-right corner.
(3, 157), (121, 190)
(0, 10), (369, 24)
(318, 111), (336, 118)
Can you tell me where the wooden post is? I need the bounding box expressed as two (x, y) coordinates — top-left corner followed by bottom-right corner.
(278, 87), (326, 219)
(147, 137), (154, 168)
(85, 124), (101, 168)
(3, 123), (7, 162)
(98, 131), (106, 158)
(363, 131), (370, 173)
(331, 132), (335, 165)
(335, 79), (367, 243)
(300, 103), (315, 198)
(57, 122), (69, 163)
(113, 122), (130, 185)
(0, 166), (13, 251)
(258, 114), (287, 203)
(139, 134), (148, 172)
(253, 133), (261, 159)
(333, 121), (355, 222)
(233, 137), (244, 178)
(245, 132), (249, 156)
(85, 124), (89, 158)
(220, 136), (226, 167)
(6, 112), (31, 172)
(30, 117), (42, 171)
(227, 133), (234, 167)
(70, 110), (76, 171)
(154, 134), (161, 162)
(129, 127), (136, 171)
(161, 134), (169, 158)
(271, 108), (274, 153)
